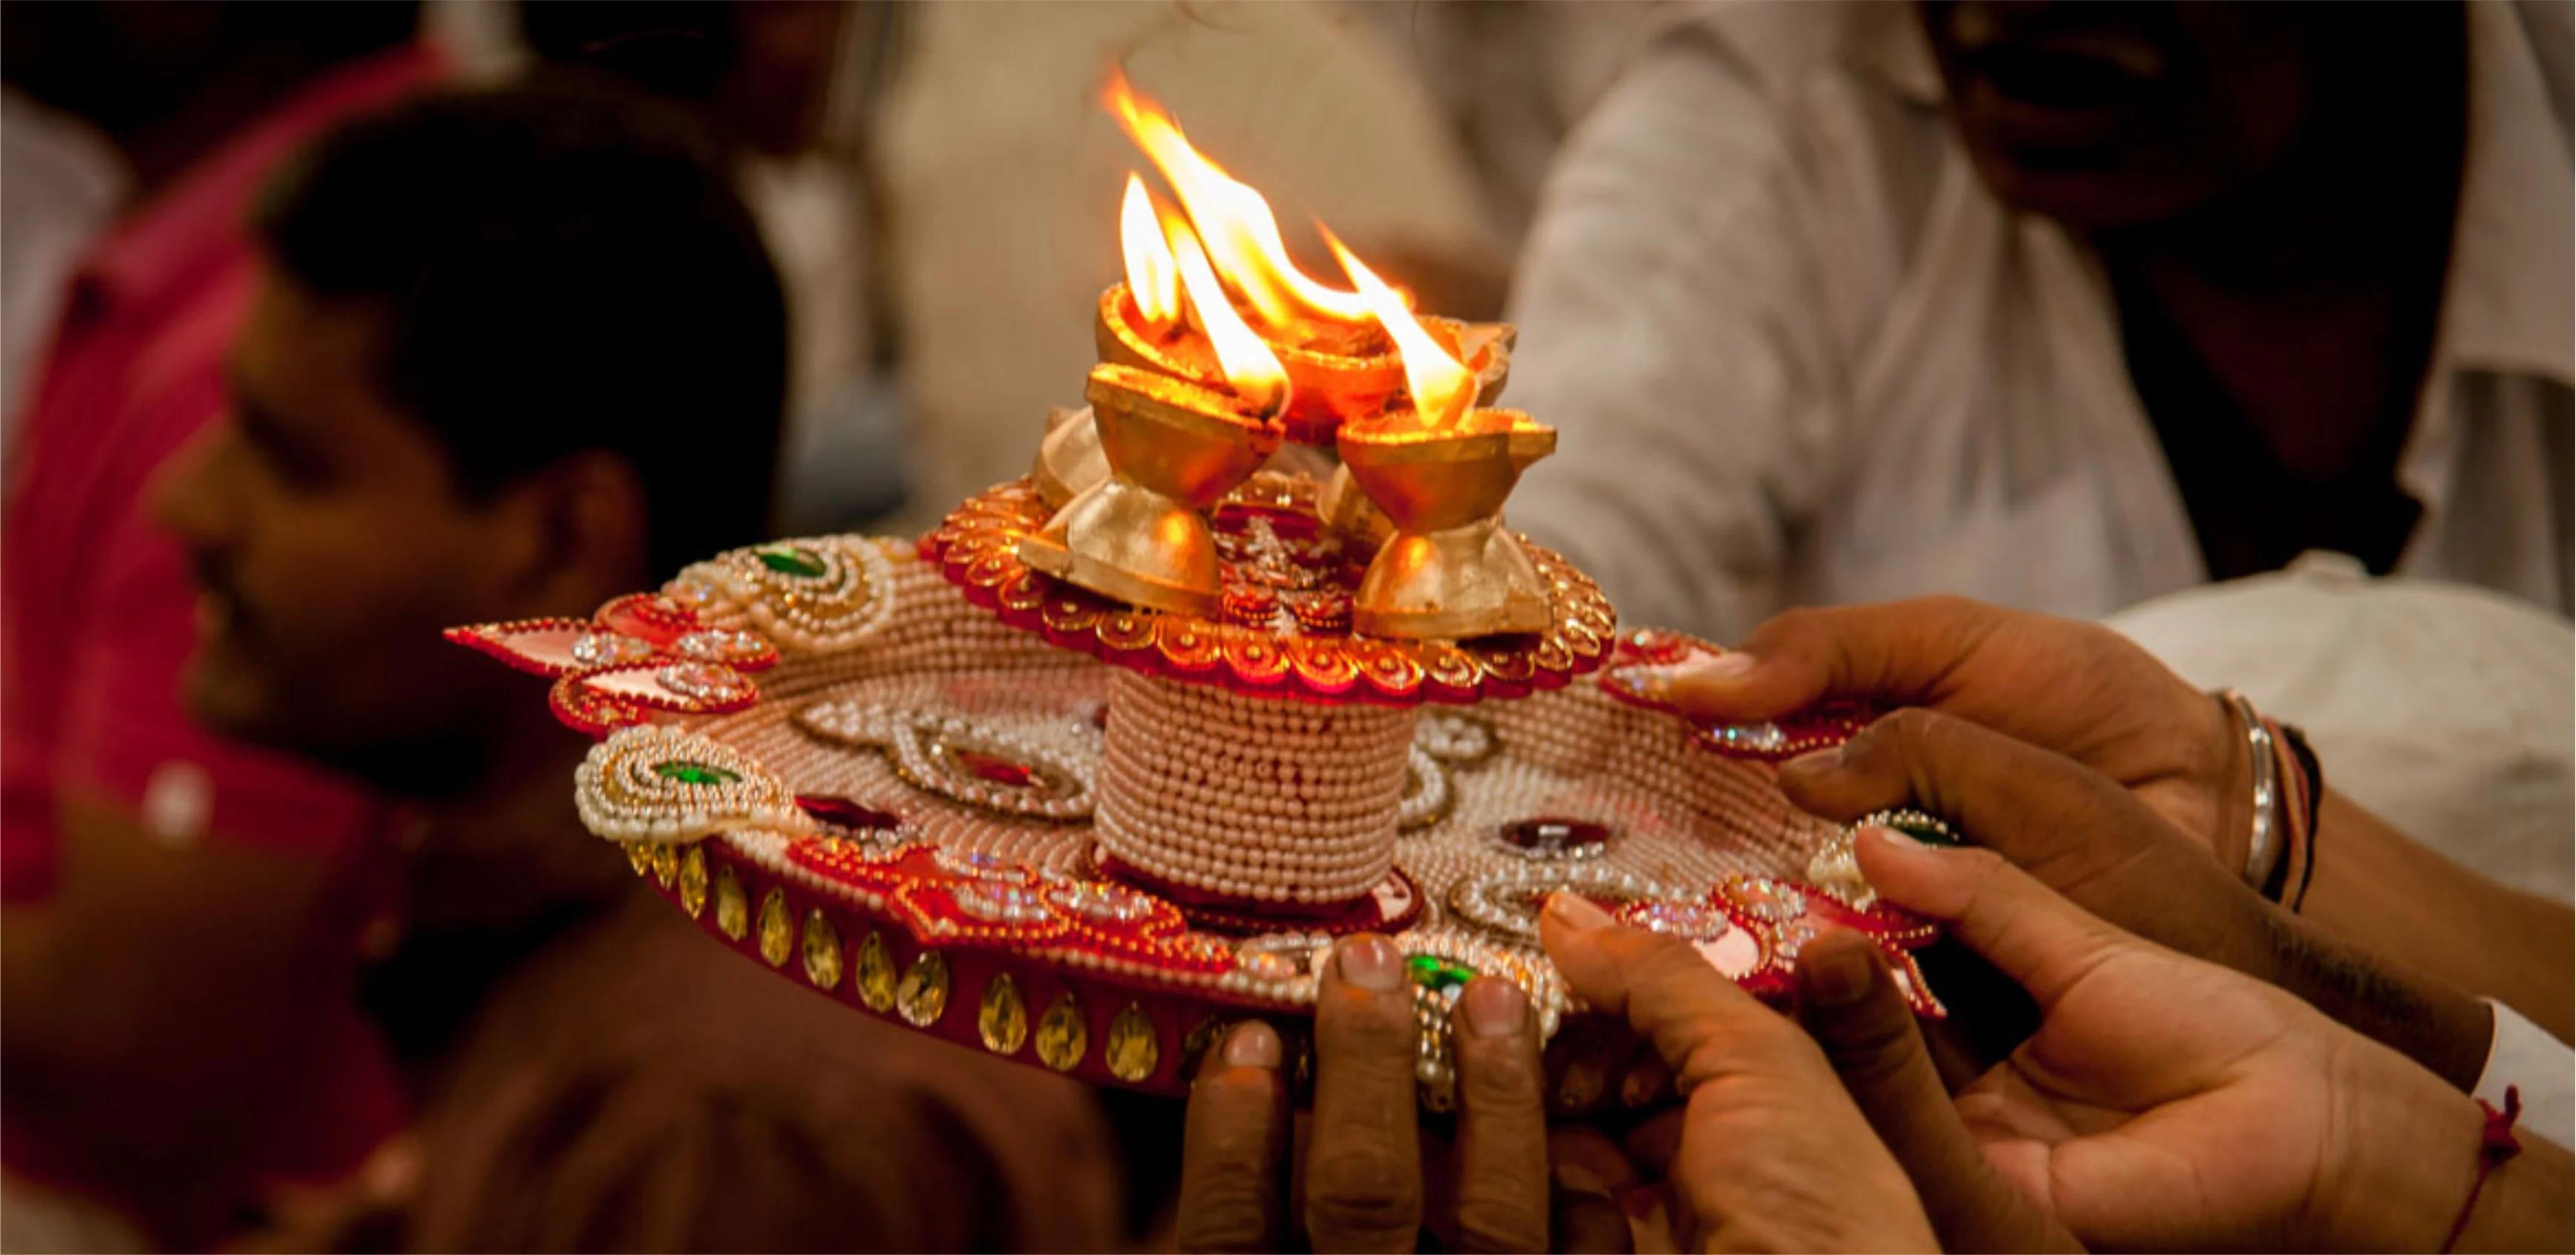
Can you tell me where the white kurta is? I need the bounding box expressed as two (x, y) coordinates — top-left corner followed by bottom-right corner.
(1505, 1), (2573, 643)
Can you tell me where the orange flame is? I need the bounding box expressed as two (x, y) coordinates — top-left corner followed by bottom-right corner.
(1323, 227), (1474, 430)
(1105, 70), (1372, 330)
(1118, 174), (1182, 330)
(1165, 213), (1291, 416)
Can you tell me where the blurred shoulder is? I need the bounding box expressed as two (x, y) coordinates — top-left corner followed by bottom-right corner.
(408, 891), (1125, 1251)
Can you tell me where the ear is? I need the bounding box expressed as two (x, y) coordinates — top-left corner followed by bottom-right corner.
(512, 450), (653, 613)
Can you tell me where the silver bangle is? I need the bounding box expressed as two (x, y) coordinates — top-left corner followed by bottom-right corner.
(2220, 690), (2281, 892)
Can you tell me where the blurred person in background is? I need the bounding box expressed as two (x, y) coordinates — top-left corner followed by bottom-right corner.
(0, 5), (437, 1243)
(152, 83), (1120, 1251)
(1505, 1), (2571, 643)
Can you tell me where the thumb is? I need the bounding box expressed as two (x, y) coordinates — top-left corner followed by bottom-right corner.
(1853, 825), (2137, 1014)
(1794, 931), (2081, 1254)
(1600, 599), (2012, 722)
(1537, 893), (1811, 1088)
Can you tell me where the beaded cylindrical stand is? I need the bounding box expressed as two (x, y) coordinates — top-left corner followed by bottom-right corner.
(1096, 670), (1417, 906)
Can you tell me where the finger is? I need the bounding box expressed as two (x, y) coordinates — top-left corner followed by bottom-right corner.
(1781, 708), (2274, 973)
(1853, 825), (2137, 1013)
(1604, 598), (2010, 722)
(1178, 1022), (1290, 1253)
(1778, 708), (2155, 876)
(1305, 934), (1425, 1252)
(1537, 893), (1809, 1093)
(1546, 1126), (1643, 1254)
(1448, 977), (1552, 1253)
(1794, 931), (2081, 1254)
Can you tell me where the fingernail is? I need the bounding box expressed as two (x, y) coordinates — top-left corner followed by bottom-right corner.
(1700, 650), (1759, 681)
(1336, 934), (1402, 990)
(1460, 976), (1527, 1037)
(1620, 1064), (1662, 1108)
(1544, 891), (1615, 932)
(1868, 823), (1926, 850)
(1556, 1059), (1605, 1108)
(1552, 1162), (1613, 1202)
(1800, 933), (1875, 1006)
(1780, 745), (1843, 777)
(1600, 665), (1671, 699)
(1222, 1019), (1282, 1069)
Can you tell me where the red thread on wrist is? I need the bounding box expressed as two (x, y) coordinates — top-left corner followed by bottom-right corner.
(2440, 1085), (2523, 1253)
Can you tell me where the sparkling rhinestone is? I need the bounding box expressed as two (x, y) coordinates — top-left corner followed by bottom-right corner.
(796, 793), (902, 833)
(714, 868), (748, 940)
(653, 760), (739, 786)
(649, 843), (677, 889)
(570, 632), (655, 667)
(1105, 1004), (1159, 1082)
(1773, 917), (1824, 960)
(1036, 993), (1088, 1072)
(1711, 722), (1788, 753)
(756, 545), (828, 577)
(979, 973), (1029, 1055)
(953, 882), (1050, 923)
(624, 842), (652, 876)
(1724, 876), (1806, 923)
(802, 910), (842, 989)
(1050, 882), (1156, 923)
(1620, 900), (1731, 940)
(1498, 817), (1612, 859)
(674, 629), (767, 664)
(676, 847), (708, 918)
(855, 932), (896, 1012)
(656, 663), (750, 704)
(756, 890), (792, 966)
(896, 951), (950, 1026)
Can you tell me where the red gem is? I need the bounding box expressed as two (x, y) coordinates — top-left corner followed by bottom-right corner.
(796, 794), (903, 831)
(1500, 816), (1612, 856)
(952, 749), (1037, 788)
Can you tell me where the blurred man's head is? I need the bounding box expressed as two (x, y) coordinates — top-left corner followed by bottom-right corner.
(1916, 1), (2462, 233)
(154, 81), (786, 788)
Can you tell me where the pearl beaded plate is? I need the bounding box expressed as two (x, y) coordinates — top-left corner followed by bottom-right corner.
(450, 507), (1943, 1109)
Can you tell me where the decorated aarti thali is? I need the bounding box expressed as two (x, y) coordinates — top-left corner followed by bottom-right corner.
(450, 75), (1946, 1108)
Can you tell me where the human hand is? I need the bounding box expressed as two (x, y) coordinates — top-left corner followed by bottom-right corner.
(1791, 825), (2569, 1253)
(1176, 933), (1625, 1253)
(1601, 597), (2253, 866)
(1537, 896), (1938, 1254)
(1782, 708), (2492, 1088)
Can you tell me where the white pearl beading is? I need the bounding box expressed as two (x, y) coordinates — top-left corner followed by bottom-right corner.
(1096, 671), (1416, 904)
(577, 725), (809, 845)
(1444, 861), (1696, 945)
(669, 534), (897, 654)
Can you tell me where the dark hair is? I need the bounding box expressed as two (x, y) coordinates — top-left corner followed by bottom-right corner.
(253, 79), (788, 578)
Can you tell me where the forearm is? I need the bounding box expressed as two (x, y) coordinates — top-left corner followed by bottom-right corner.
(2309, 1038), (2572, 1253)
(2268, 907), (2495, 1090)
(2301, 790), (2573, 1039)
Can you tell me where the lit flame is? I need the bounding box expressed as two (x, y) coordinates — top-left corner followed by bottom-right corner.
(1118, 174), (1182, 330)
(1165, 212), (1291, 416)
(1323, 227), (1474, 430)
(1105, 70), (1373, 330)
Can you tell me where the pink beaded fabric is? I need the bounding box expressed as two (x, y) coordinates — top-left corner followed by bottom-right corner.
(447, 482), (1943, 1109)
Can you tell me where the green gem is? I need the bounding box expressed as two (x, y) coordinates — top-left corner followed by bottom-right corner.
(1406, 955), (1474, 992)
(653, 761), (738, 786)
(757, 546), (828, 578)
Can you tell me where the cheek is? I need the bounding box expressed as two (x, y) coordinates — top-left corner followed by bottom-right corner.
(236, 502), (497, 661)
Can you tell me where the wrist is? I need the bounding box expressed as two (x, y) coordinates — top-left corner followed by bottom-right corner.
(2265, 911), (2492, 1089)
(2301, 1035), (2489, 1251)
